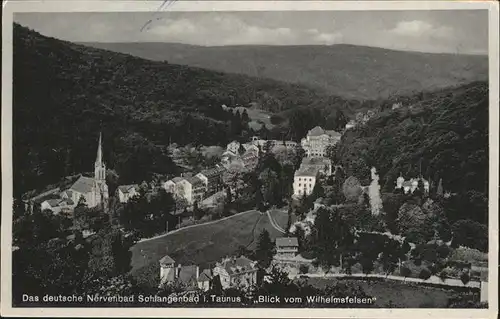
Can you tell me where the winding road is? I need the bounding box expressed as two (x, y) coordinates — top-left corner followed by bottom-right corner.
(266, 210), (286, 234)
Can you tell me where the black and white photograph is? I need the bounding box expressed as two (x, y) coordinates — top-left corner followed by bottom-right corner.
(1, 1), (498, 318)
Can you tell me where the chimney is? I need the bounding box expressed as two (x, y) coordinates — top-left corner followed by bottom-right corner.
(196, 266), (200, 281)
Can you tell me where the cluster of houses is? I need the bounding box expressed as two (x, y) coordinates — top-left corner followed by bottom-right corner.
(395, 174), (430, 194)
(292, 126), (340, 198)
(161, 166), (226, 205)
(222, 136), (298, 170)
(158, 235), (302, 291)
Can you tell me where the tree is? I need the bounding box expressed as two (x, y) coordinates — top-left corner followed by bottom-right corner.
(13, 238), (93, 302)
(293, 224), (305, 252)
(78, 195), (87, 208)
(396, 203), (431, 244)
(241, 109), (250, 123)
(259, 168), (280, 207)
(312, 207), (355, 269)
(460, 272), (471, 286)
(360, 257), (374, 275)
(400, 266), (412, 279)
(325, 145), (337, 162)
(451, 219), (488, 252)
(418, 268), (432, 281)
(293, 145), (305, 170)
(368, 167), (383, 216)
(334, 110), (348, 132)
(225, 186), (233, 204)
(342, 176), (362, 202)
(311, 182), (325, 201)
(255, 229), (275, 268)
(299, 264), (309, 274)
(436, 178), (444, 197)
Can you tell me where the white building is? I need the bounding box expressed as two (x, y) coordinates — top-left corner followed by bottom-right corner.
(245, 136), (297, 153)
(116, 184), (139, 203)
(345, 120), (356, 130)
(395, 174), (430, 194)
(301, 126), (341, 158)
(299, 157), (332, 176)
(213, 256), (258, 289)
(227, 141), (241, 154)
(40, 198), (74, 214)
(275, 237), (299, 259)
(293, 167), (319, 197)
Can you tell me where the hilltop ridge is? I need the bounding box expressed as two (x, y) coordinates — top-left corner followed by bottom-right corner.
(83, 41), (488, 99)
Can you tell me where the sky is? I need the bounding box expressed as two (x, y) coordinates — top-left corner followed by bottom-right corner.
(14, 10), (489, 54)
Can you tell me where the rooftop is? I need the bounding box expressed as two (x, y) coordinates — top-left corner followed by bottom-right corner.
(301, 157), (332, 165)
(218, 256), (257, 276)
(295, 167), (319, 177)
(117, 184), (139, 193)
(177, 265), (199, 286)
(307, 126), (326, 137)
(307, 126), (341, 138)
(276, 237), (299, 247)
(200, 166), (225, 178)
(197, 269), (213, 282)
(186, 176), (205, 187)
(159, 255), (175, 265)
(172, 177), (185, 183)
(70, 176), (96, 194)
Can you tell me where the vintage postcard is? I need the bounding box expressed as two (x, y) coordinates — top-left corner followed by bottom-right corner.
(1, 1), (499, 318)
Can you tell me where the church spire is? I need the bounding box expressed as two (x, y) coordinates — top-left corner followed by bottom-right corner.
(96, 132), (103, 166)
(94, 132), (106, 182)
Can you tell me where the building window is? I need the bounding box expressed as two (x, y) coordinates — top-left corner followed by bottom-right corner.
(298, 183), (301, 187)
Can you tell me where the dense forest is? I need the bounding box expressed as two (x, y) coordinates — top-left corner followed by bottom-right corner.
(13, 24), (350, 196)
(333, 81), (489, 225)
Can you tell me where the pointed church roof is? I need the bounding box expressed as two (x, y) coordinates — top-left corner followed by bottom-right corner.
(70, 176), (96, 194)
(95, 132), (103, 166)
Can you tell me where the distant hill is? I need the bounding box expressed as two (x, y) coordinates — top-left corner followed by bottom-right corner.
(82, 42), (488, 99)
(13, 24), (336, 195)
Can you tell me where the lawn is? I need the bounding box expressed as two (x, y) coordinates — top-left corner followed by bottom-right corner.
(268, 208), (291, 232)
(130, 210), (285, 287)
(234, 106), (275, 130)
(302, 277), (459, 308)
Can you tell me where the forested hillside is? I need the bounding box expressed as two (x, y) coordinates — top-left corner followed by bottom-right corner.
(13, 24), (337, 196)
(334, 81), (489, 224)
(85, 42), (488, 99)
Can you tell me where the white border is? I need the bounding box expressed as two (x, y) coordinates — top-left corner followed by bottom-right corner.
(2, 1), (499, 318)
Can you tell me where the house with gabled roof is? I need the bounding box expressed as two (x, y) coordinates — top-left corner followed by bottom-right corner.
(275, 237), (299, 259)
(116, 184), (140, 203)
(213, 256), (258, 289)
(159, 255), (210, 291)
(196, 165), (225, 196)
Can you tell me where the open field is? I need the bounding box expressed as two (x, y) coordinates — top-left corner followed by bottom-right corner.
(234, 106), (275, 130)
(301, 277), (461, 308)
(267, 208), (291, 232)
(130, 210), (286, 287)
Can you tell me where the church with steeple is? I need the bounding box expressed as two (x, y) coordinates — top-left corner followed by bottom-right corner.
(40, 133), (109, 213)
